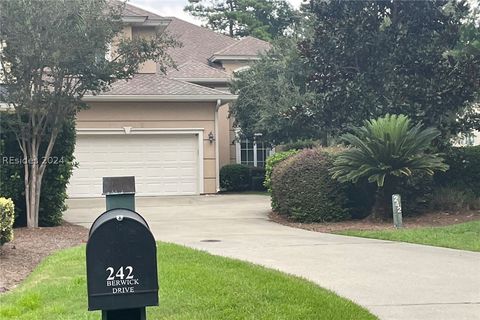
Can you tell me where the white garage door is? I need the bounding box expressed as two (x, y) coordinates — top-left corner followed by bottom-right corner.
(68, 134), (199, 198)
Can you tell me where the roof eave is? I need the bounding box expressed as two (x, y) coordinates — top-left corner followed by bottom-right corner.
(122, 16), (171, 27)
(209, 55), (261, 62)
(172, 78), (230, 83)
(82, 94), (238, 102)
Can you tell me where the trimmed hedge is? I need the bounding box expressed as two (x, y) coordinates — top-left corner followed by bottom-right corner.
(0, 117), (76, 227)
(220, 164), (251, 191)
(264, 150), (299, 194)
(435, 146), (480, 196)
(220, 164), (267, 192)
(271, 148), (350, 222)
(0, 197), (15, 245)
(249, 166), (266, 191)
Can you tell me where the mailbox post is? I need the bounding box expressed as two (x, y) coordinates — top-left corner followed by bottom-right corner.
(86, 176), (158, 320)
(103, 176), (136, 211)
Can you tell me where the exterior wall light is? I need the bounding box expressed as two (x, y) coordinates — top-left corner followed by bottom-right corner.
(208, 131), (215, 143)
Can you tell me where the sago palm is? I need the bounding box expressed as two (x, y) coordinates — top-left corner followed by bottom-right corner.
(331, 114), (448, 219)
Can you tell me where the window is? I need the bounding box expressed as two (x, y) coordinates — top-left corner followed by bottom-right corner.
(237, 138), (272, 167)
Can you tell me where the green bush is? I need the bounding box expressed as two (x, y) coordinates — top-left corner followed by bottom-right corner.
(435, 146), (480, 196)
(0, 117), (76, 227)
(249, 166), (266, 191)
(277, 139), (320, 152)
(396, 172), (435, 215)
(264, 150), (299, 194)
(0, 197), (15, 245)
(220, 164), (251, 191)
(271, 148), (350, 222)
(430, 187), (480, 211)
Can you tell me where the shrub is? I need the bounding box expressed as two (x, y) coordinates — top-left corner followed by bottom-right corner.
(276, 139), (320, 152)
(271, 148), (350, 222)
(430, 187), (480, 211)
(0, 117), (76, 227)
(435, 146), (480, 196)
(332, 114), (448, 220)
(264, 149), (299, 194)
(249, 167), (266, 191)
(220, 164), (251, 191)
(0, 197), (15, 245)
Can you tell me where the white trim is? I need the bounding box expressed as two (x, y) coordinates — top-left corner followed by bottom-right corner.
(0, 103), (13, 111)
(171, 78), (230, 83)
(235, 129), (241, 164)
(210, 55), (261, 62)
(214, 100), (221, 192)
(76, 127), (205, 135)
(122, 16), (147, 23)
(197, 131), (205, 194)
(253, 140), (258, 167)
(121, 16), (170, 27)
(141, 19), (170, 27)
(76, 127), (205, 194)
(82, 94), (237, 102)
(233, 66), (251, 73)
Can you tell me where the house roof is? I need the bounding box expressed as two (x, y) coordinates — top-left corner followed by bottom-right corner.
(167, 61), (230, 81)
(121, 2), (162, 19)
(84, 74), (236, 101)
(111, 1), (170, 27)
(88, 3), (270, 99)
(213, 36), (271, 57)
(164, 18), (237, 66)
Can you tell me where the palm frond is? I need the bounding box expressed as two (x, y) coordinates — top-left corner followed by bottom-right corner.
(331, 114), (448, 188)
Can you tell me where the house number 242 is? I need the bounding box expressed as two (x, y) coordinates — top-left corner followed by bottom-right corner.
(106, 266), (134, 280)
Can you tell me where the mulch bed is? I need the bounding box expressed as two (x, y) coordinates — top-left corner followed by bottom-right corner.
(0, 222), (88, 293)
(269, 210), (480, 233)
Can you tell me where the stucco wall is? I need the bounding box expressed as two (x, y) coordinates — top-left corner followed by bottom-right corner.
(221, 61), (254, 74)
(77, 101), (218, 193)
(132, 26), (157, 74)
(218, 103), (233, 168)
(216, 61), (256, 168)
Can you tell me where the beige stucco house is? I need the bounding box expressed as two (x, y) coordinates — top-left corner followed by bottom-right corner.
(68, 3), (271, 198)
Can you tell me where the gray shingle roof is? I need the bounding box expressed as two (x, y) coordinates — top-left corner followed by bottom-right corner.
(96, 74), (232, 96)
(98, 4), (269, 97)
(164, 18), (237, 66)
(213, 36), (271, 57)
(167, 61), (230, 80)
(113, 1), (163, 19)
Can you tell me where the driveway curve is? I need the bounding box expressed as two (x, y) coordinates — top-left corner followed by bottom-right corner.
(65, 194), (480, 320)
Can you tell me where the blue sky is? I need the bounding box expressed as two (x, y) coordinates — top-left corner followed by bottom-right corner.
(130, 0), (305, 25)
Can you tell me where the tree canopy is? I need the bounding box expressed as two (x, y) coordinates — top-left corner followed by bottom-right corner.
(231, 0), (480, 146)
(184, 0), (298, 40)
(0, 0), (175, 227)
(230, 37), (316, 143)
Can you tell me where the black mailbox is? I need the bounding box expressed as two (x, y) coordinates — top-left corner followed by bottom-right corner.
(86, 208), (158, 312)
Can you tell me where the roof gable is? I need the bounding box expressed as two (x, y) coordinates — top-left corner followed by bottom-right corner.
(164, 18), (237, 66)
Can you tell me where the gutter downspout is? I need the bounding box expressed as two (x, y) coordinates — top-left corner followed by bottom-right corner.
(215, 99), (222, 192)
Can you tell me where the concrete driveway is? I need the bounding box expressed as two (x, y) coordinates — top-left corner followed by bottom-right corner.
(65, 194), (480, 320)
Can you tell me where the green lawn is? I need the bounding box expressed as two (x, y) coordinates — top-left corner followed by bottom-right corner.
(337, 221), (480, 252)
(0, 242), (376, 320)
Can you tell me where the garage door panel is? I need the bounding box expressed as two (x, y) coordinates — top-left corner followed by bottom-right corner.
(68, 134), (199, 198)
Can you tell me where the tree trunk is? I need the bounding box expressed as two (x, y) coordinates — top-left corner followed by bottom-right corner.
(370, 179), (397, 221)
(25, 154), (39, 228)
(371, 188), (388, 221)
(22, 130), (57, 228)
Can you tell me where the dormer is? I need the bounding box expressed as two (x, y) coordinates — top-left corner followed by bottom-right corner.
(117, 2), (171, 74)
